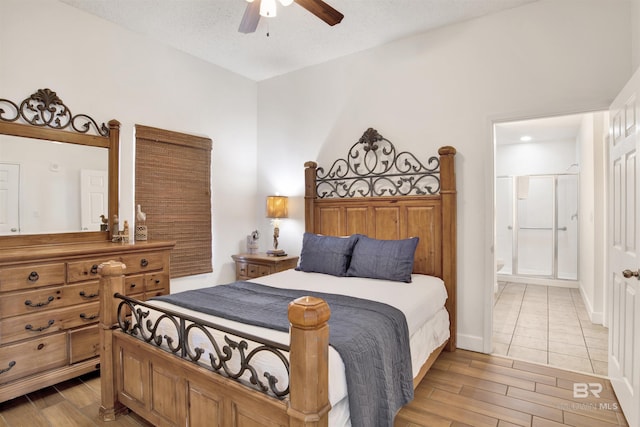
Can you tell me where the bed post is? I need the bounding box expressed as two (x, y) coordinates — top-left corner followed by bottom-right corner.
(98, 260), (127, 421)
(439, 146), (457, 352)
(287, 296), (331, 426)
(304, 161), (318, 232)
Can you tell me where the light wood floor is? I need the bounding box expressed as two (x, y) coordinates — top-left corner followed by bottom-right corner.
(0, 350), (627, 427)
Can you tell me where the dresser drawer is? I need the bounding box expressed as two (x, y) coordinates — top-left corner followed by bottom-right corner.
(0, 333), (67, 385)
(0, 286), (65, 319)
(0, 263), (66, 292)
(67, 258), (108, 283)
(236, 262), (249, 279)
(0, 282), (101, 319)
(118, 252), (165, 275)
(237, 262), (272, 279)
(146, 272), (169, 293)
(0, 302), (100, 345)
(69, 325), (100, 364)
(124, 274), (144, 296)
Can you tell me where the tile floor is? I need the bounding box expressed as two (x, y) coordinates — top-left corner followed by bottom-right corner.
(492, 281), (609, 375)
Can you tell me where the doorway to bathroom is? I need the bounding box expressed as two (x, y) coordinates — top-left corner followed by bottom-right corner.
(492, 112), (609, 375)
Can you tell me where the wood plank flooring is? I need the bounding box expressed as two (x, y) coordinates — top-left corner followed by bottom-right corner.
(395, 350), (628, 427)
(0, 350), (628, 426)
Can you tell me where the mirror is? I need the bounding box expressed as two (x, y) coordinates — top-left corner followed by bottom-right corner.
(1, 135), (109, 235)
(0, 88), (119, 247)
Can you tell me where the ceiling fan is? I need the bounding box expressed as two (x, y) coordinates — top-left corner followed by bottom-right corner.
(239, 0), (344, 34)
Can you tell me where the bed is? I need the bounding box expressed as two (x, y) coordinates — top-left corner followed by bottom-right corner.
(98, 128), (457, 426)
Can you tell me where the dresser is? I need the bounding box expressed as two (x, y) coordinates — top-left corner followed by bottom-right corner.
(231, 253), (299, 281)
(0, 240), (175, 403)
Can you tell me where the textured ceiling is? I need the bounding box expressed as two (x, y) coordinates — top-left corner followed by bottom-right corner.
(59, 0), (537, 81)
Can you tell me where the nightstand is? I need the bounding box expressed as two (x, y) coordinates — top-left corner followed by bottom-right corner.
(231, 253), (299, 281)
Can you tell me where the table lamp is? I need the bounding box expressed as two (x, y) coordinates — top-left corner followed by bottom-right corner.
(266, 195), (288, 256)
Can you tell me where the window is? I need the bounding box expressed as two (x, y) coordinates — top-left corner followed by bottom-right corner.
(135, 125), (212, 277)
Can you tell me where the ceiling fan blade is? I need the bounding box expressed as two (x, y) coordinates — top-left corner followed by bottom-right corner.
(295, 0), (344, 26)
(239, 0), (261, 33)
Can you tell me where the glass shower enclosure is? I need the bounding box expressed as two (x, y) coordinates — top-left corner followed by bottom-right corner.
(496, 174), (578, 281)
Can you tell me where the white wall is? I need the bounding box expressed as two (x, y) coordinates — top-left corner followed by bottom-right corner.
(0, 0), (258, 291)
(496, 140), (577, 176)
(578, 112), (608, 324)
(256, 0), (632, 351)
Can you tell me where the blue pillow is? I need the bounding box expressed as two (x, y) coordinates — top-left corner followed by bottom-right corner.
(296, 233), (359, 276)
(347, 235), (419, 283)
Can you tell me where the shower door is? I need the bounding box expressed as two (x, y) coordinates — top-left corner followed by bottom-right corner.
(496, 174), (578, 280)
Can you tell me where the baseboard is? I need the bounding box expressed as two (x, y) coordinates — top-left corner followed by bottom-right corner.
(497, 274), (578, 288)
(456, 333), (485, 353)
(579, 287), (604, 324)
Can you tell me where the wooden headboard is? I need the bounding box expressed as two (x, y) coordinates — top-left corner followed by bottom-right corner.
(303, 128), (457, 351)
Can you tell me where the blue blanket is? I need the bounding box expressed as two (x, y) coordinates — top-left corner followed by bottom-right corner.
(153, 281), (413, 427)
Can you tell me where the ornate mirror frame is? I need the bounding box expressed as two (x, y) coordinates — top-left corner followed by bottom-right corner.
(0, 88), (119, 248)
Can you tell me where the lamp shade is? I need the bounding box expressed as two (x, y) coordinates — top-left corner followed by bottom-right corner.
(266, 196), (288, 219)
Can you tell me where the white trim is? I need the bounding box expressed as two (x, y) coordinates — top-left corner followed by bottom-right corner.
(579, 285), (604, 324)
(497, 274), (579, 288)
(457, 333), (485, 353)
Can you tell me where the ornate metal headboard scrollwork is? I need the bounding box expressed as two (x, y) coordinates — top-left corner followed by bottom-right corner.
(316, 127), (441, 198)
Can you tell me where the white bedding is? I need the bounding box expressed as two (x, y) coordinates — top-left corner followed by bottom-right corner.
(139, 269), (449, 426)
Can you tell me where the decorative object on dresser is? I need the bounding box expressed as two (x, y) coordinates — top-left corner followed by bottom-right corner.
(265, 195), (288, 256)
(111, 218), (130, 243)
(246, 229), (260, 254)
(232, 252), (299, 281)
(135, 204), (148, 241)
(96, 128), (456, 426)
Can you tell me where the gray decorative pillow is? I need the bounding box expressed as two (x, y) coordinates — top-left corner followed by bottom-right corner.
(347, 235), (419, 282)
(296, 233), (360, 276)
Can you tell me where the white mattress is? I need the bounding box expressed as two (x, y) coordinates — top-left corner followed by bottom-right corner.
(141, 269), (450, 426)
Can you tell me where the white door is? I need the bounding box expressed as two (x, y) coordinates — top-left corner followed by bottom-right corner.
(0, 163), (20, 234)
(80, 169), (108, 231)
(608, 68), (640, 427)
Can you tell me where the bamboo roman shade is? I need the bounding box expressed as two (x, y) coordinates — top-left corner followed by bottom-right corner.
(135, 125), (212, 278)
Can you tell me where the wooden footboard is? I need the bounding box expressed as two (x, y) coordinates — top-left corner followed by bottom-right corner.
(98, 260), (331, 426)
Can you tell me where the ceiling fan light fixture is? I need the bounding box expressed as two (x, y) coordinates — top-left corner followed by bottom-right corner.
(279, 0), (294, 6)
(260, 0), (277, 17)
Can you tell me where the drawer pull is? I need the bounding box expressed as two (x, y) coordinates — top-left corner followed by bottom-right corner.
(129, 283), (137, 289)
(140, 258), (149, 267)
(37, 343), (45, 350)
(25, 319), (55, 332)
(90, 264), (99, 275)
(24, 296), (55, 308)
(79, 313), (98, 321)
(28, 271), (39, 282)
(0, 361), (16, 375)
(155, 279), (161, 284)
(79, 290), (99, 299)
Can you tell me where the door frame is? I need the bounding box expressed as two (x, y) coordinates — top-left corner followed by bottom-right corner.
(485, 105), (610, 355)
